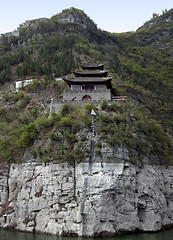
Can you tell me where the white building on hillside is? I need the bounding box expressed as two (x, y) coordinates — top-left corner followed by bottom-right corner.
(16, 79), (33, 92)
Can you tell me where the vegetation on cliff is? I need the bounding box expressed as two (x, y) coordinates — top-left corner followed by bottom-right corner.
(0, 8), (172, 164)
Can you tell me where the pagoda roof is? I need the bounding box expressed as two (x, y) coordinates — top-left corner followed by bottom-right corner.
(73, 70), (108, 77)
(80, 63), (104, 70)
(63, 77), (112, 88)
(80, 63), (104, 68)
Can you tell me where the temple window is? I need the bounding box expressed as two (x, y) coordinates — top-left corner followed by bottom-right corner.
(82, 84), (94, 90)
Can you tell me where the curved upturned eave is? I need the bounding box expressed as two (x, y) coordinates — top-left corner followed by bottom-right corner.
(80, 63), (104, 71)
(63, 77), (113, 89)
(73, 70), (108, 78)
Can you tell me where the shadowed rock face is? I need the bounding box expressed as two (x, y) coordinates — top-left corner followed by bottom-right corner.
(0, 158), (173, 236)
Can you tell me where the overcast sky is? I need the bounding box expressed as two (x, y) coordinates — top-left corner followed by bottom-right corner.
(0, 0), (172, 34)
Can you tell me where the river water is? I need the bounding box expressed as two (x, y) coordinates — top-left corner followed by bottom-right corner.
(0, 229), (173, 240)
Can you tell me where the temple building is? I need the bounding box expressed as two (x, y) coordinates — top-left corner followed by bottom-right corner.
(63, 63), (113, 101)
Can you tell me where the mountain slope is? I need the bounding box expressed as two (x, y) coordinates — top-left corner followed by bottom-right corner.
(113, 9), (173, 133)
(0, 7), (172, 164)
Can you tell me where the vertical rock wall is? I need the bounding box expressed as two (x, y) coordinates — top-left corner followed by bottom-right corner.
(0, 161), (173, 236)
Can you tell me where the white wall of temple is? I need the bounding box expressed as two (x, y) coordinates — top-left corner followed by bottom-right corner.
(63, 89), (111, 101)
(71, 85), (81, 91)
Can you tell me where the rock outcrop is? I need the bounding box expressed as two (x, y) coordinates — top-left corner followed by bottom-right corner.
(0, 157), (173, 236)
(55, 8), (97, 31)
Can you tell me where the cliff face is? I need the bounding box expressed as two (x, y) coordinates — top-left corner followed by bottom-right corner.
(56, 11), (97, 30)
(0, 155), (173, 236)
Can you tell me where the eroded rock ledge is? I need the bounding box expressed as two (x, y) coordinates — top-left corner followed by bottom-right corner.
(0, 161), (173, 236)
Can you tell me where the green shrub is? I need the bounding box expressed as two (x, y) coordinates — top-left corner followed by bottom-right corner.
(95, 149), (102, 157)
(96, 142), (102, 149)
(49, 132), (61, 141)
(16, 123), (38, 147)
(100, 100), (109, 110)
(0, 139), (15, 162)
(84, 103), (98, 114)
(80, 135), (87, 142)
(106, 137), (120, 147)
(18, 94), (30, 109)
(64, 152), (75, 163)
(42, 156), (51, 163)
(15, 91), (25, 100)
(60, 103), (74, 116)
(74, 142), (87, 162)
(64, 132), (77, 144)
(58, 114), (81, 133)
(58, 116), (73, 128)
(50, 112), (61, 123)
(82, 115), (92, 128)
(35, 115), (52, 130)
(111, 87), (123, 96)
(18, 114), (29, 124)
(98, 113), (113, 123)
(0, 107), (6, 116)
(3, 90), (26, 103)
(26, 79), (41, 91)
(135, 114), (173, 161)
(121, 136), (133, 147)
(113, 114), (125, 125)
(1, 147), (14, 162)
(109, 103), (118, 111)
(0, 138), (9, 148)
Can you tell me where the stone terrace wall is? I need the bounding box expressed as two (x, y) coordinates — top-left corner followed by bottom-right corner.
(63, 89), (111, 101)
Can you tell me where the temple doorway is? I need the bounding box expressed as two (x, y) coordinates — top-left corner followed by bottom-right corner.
(82, 95), (92, 101)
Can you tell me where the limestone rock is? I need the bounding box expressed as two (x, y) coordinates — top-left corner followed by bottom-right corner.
(0, 160), (173, 236)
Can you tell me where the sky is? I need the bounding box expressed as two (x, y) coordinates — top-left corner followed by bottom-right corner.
(0, 0), (172, 34)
